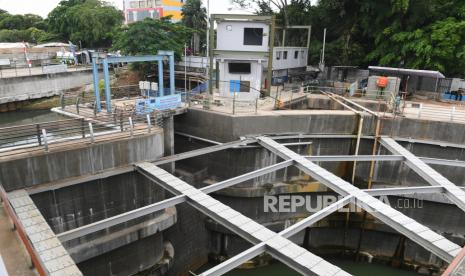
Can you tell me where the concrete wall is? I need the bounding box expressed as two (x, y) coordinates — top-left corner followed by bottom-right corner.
(0, 69), (93, 104)
(175, 108), (361, 142)
(0, 132), (164, 191)
(171, 114), (465, 272)
(217, 21), (269, 53)
(31, 171), (176, 275)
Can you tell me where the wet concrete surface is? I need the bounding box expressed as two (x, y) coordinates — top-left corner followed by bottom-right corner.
(0, 204), (36, 276)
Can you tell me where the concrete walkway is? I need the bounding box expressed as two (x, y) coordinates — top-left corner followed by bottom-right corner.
(0, 204), (36, 276)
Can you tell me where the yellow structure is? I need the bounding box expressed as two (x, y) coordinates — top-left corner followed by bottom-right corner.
(124, 0), (184, 23)
(161, 0), (183, 22)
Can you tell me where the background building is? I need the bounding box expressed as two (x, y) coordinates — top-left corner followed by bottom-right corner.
(124, 0), (184, 23)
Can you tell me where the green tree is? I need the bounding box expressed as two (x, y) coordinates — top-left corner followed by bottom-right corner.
(112, 17), (193, 75)
(181, 0), (207, 54)
(240, 0), (465, 77)
(47, 0), (123, 48)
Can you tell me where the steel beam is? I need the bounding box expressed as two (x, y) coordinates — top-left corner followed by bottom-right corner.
(380, 137), (465, 213)
(258, 136), (462, 263)
(364, 186), (444, 196)
(201, 196), (353, 276)
(200, 243), (266, 276)
(56, 160), (291, 242)
(152, 138), (256, 166)
(280, 196), (353, 238)
(304, 155), (404, 162)
(136, 163), (350, 276)
(106, 55), (163, 63)
(420, 157), (465, 168)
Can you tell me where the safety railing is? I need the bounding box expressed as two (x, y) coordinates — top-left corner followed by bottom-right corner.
(0, 185), (47, 276)
(188, 93), (259, 115)
(403, 102), (465, 124)
(59, 84), (142, 115)
(0, 111), (164, 157)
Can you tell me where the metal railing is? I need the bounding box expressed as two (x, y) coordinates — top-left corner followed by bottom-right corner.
(0, 185), (47, 276)
(404, 102), (465, 123)
(188, 93), (259, 115)
(0, 111), (164, 156)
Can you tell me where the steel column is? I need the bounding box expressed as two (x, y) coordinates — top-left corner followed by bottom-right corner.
(102, 59), (112, 113)
(91, 58), (101, 113)
(158, 60), (164, 96)
(169, 53), (175, 95)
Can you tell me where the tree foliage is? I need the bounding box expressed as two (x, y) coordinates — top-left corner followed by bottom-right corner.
(113, 17), (193, 59)
(0, 10), (54, 43)
(112, 17), (193, 76)
(237, 0), (465, 77)
(181, 0), (207, 53)
(47, 0), (123, 47)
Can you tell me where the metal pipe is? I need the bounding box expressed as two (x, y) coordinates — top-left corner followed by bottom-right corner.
(88, 122), (94, 143)
(41, 129), (48, 152)
(351, 115), (364, 184)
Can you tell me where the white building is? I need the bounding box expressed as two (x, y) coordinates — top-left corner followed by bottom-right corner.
(272, 46), (308, 81)
(209, 14), (310, 98)
(215, 17), (270, 99)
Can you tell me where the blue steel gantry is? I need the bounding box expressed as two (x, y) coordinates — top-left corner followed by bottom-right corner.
(92, 50), (176, 113)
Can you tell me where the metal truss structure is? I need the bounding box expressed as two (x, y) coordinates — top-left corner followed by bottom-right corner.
(49, 134), (465, 275)
(92, 51), (176, 113)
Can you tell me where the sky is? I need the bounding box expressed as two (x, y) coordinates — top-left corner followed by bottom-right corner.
(0, 0), (239, 18)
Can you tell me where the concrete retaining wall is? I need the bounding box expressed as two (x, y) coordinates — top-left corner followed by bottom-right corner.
(0, 132), (164, 191)
(0, 69), (93, 104)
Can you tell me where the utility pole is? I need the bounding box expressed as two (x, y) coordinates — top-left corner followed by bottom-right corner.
(266, 15), (275, 97)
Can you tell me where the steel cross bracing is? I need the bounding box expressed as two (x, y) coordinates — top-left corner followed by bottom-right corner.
(56, 137), (465, 243)
(380, 137), (465, 212)
(56, 160), (294, 242)
(135, 162), (352, 276)
(201, 196), (354, 276)
(257, 136), (462, 263)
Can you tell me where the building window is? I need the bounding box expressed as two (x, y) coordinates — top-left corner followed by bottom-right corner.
(294, 51), (299, 59)
(239, 81), (251, 92)
(276, 51), (281, 60)
(229, 63), (251, 74)
(243, 28), (263, 46)
(230, 80), (251, 92)
(283, 51), (288, 60)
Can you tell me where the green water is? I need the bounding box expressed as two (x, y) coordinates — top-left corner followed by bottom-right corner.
(224, 259), (420, 276)
(0, 110), (64, 127)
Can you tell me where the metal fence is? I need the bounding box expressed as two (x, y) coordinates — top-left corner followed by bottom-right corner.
(188, 93), (259, 115)
(0, 111), (163, 156)
(403, 102), (465, 124)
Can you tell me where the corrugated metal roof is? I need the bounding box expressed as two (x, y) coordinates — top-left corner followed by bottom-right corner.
(368, 66), (445, 78)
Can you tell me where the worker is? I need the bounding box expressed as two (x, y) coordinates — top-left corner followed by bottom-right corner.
(457, 88), (464, 101)
(376, 76), (388, 98)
